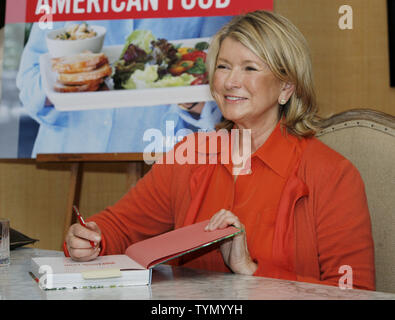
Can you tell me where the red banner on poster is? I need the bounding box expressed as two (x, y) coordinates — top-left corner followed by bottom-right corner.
(7, 0), (273, 23)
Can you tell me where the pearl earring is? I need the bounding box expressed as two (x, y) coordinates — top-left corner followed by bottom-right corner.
(280, 99), (287, 105)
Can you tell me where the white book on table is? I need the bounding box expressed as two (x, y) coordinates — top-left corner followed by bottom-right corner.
(31, 254), (151, 290)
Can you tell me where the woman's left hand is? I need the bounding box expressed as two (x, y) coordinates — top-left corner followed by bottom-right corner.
(205, 209), (258, 275)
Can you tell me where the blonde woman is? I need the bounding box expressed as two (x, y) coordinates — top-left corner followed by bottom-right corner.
(65, 11), (375, 290)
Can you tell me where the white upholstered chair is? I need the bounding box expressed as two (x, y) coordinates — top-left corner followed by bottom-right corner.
(316, 109), (395, 293)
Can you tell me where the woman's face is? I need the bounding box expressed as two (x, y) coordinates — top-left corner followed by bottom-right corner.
(212, 37), (288, 129)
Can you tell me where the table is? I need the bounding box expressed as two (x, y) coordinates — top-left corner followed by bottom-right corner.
(1, 248), (395, 300)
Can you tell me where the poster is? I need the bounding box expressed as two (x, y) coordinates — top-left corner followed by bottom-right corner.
(0, 0), (272, 158)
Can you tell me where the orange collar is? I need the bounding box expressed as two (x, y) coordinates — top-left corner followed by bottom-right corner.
(251, 122), (300, 178)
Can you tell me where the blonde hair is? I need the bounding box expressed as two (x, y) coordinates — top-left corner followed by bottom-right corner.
(206, 10), (320, 137)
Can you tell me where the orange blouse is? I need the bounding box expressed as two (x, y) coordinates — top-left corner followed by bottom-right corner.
(180, 123), (304, 273)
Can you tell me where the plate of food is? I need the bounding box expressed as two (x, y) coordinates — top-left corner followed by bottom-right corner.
(40, 27), (214, 111)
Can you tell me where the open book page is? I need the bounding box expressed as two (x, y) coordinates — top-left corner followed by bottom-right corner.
(125, 220), (241, 269)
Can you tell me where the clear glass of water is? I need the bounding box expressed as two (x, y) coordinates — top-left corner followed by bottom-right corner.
(0, 219), (10, 266)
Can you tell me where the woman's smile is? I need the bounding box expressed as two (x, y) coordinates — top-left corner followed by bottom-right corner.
(224, 95), (248, 103)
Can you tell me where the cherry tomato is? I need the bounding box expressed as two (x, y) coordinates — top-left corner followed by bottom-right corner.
(182, 51), (207, 62)
(169, 60), (194, 76)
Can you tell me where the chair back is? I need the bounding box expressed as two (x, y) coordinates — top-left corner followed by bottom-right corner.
(316, 109), (395, 293)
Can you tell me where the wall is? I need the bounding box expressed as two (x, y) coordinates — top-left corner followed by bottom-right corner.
(0, 161), (133, 250)
(0, 0), (394, 251)
(277, 0), (394, 116)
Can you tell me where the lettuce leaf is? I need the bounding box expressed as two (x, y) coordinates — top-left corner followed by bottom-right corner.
(151, 73), (196, 88)
(122, 65), (159, 89)
(120, 30), (156, 58)
(122, 65), (196, 89)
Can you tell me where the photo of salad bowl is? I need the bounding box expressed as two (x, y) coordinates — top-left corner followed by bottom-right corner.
(46, 23), (106, 58)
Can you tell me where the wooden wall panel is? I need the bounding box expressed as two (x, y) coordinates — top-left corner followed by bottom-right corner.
(78, 163), (132, 218)
(276, 0), (394, 116)
(0, 161), (134, 250)
(0, 161), (70, 250)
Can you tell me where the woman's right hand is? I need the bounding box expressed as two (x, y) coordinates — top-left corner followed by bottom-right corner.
(65, 221), (102, 262)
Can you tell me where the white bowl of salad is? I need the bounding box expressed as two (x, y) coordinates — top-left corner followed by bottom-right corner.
(46, 23), (106, 58)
